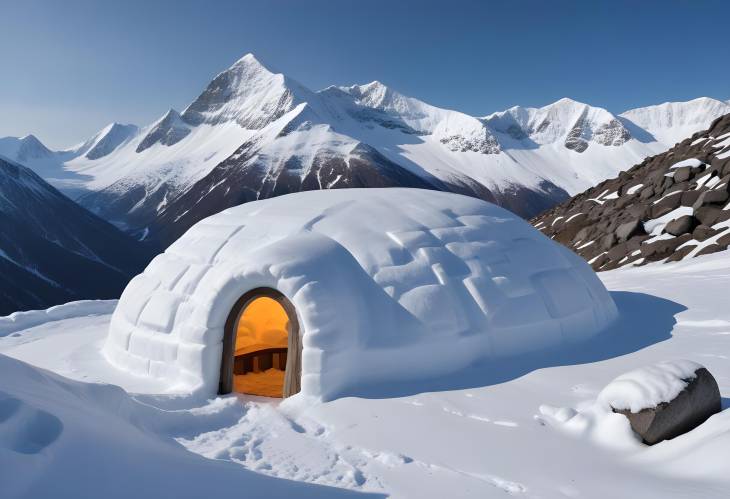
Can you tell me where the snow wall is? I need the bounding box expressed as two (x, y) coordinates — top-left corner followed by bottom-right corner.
(104, 188), (618, 400)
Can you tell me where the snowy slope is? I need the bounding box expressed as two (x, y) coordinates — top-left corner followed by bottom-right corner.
(1, 251), (729, 498)
(0, 157), (152, 315)
(0, 344), (371, 499)
(5, 54), (728, 245)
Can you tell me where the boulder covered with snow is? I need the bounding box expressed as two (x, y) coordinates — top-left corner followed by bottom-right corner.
(104, 188), (617, 400)
(599, 360), (721, 444)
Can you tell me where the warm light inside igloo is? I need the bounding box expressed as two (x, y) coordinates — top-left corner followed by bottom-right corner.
(233, 296), (289, 397)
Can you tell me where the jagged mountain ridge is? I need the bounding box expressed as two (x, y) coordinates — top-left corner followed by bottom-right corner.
(0, 156), (152, 314)
(485, 97), (632, 151)
(531, 113), (730, 270)
(2, 54), (729, 247)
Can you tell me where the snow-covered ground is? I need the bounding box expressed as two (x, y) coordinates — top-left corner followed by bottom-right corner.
(1, 253), (729, 498)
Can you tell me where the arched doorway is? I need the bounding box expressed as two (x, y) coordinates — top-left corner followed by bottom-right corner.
(219, 288), (301, 398)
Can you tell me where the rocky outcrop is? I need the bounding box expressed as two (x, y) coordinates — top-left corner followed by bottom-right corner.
(532, 113), (730, 269)
(136, 109), (190, 152)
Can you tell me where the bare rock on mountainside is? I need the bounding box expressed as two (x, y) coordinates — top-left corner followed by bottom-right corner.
(664, 215), (696, 236)
(603, 363), (721, 445)
(532, 113), (730, 270)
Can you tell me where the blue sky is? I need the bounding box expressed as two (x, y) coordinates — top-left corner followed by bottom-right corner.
(2, 0), (729, 148)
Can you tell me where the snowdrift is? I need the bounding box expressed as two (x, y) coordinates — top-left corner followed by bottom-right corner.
(0, 353), (376, 499)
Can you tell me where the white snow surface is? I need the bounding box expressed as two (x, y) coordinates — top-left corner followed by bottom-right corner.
(105, 188), (617, 399)
(0, 300), (116, 337)
(596, 359), (702, 413)
(669, 158), (704, 169)
(2, 245), (730, 498)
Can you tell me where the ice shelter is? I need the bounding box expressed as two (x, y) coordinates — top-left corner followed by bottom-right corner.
(104, 188), (618, 400)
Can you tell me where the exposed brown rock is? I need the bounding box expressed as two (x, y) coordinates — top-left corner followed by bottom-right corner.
(692, 189), (729, 210)
(696, 243), (727, 257)
(664, 215), (696, 237)
(666, 245), (696, 262)
(615, 219), (644, 242)
(692, 225), (717, 241)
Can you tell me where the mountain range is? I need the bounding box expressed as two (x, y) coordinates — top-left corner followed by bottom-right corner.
(2, 53), (729, 247)
(0, 156), (151, 315)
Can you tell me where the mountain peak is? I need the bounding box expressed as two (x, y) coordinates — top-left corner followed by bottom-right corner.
(620, 97), (730, 145)
(16, 134), (53, 159)
(20, 134), (44, 145)
(236, 52), (258, 64)
(181, 53), (310, 128)
(84, 122), (138, 160)
(136, 108), (190, 153)
(229, 52), (273, 74)
(161, 108), (182, 120)
(546, 97), (591, 110)
(363, 80), (387, 90)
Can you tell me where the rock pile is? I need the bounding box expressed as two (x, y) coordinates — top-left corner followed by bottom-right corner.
(532, 114), (730, 270)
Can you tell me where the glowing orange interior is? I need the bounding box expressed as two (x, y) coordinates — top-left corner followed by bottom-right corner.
(233, 296), (289, 398)
(235, 297), (289, 355)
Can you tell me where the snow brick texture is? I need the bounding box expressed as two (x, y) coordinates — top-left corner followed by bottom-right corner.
(104, 188), (618, 400)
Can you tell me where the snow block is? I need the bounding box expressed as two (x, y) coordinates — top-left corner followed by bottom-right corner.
(104, 188), (618, 398)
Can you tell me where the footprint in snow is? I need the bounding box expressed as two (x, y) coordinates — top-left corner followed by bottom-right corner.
(493, 420), (519, 427)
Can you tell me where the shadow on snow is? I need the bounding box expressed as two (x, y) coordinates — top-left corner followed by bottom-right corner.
(341, 291), (686, 399)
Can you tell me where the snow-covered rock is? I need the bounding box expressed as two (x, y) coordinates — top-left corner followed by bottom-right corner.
(599, 360), (704, 412)
(105, 188), (617, 400)
(543, 359), (722, 447)
(600, 361), (721, 445)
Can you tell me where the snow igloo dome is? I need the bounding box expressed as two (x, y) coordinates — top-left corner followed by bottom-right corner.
(104, 188), (618, 400)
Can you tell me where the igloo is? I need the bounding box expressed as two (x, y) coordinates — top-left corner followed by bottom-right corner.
(104, 188), (618, 400)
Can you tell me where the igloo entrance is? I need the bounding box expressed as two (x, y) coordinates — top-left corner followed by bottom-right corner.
(219, 288), (301, 398)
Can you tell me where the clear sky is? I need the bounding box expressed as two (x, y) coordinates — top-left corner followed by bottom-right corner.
(2, 0), (729, 148)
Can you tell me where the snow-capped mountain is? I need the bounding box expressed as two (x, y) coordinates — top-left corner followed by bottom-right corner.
(620, 97), (730, 146)
(0, 156), (152, 314)
(0, 123), (137, 197)
(74, 122), (139, 160)
(3, 54), (729, 247)
(485, 97), (631, 151)
(0, 134), (54, 162)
